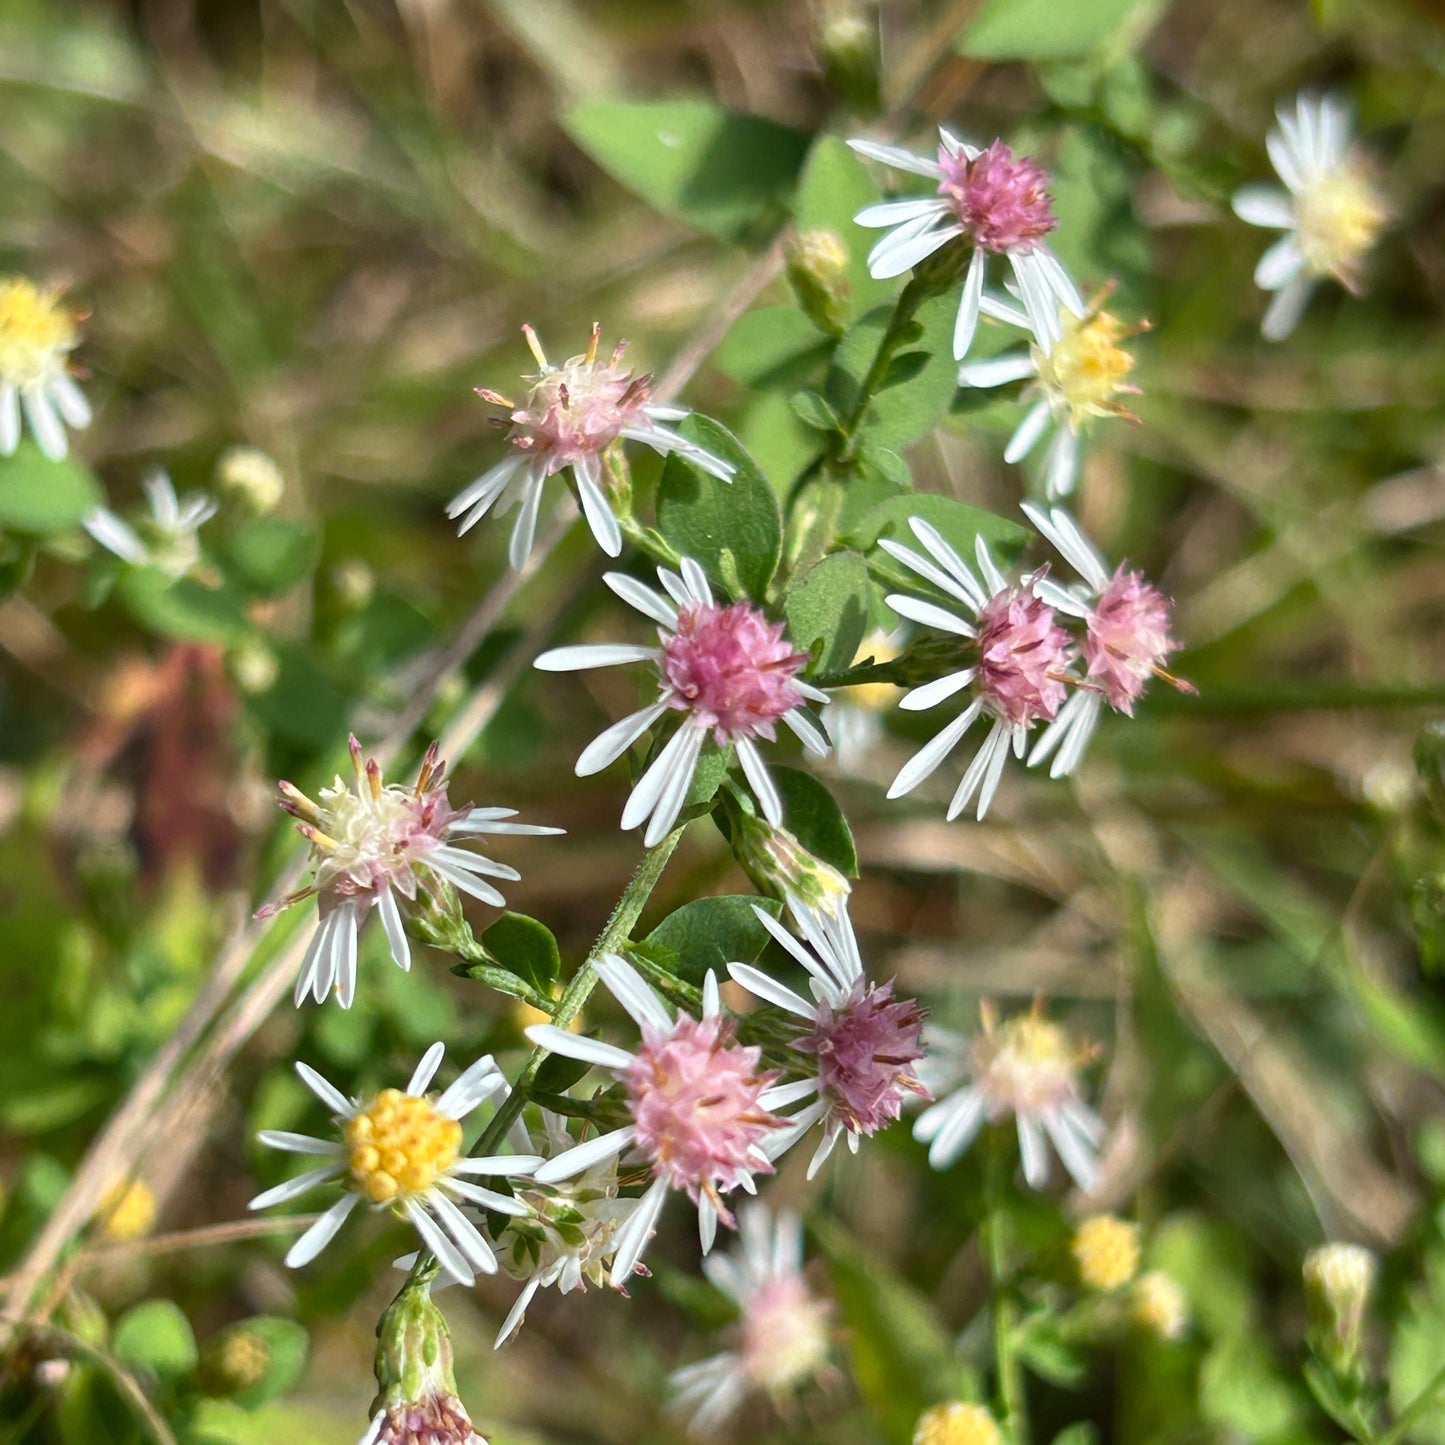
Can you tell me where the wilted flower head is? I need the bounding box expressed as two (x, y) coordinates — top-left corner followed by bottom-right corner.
(83, 469), (217, 580)
(535, 558), (829, 846)
(526, 958), (786, 1279)
(849, 128), (1081, 358)
(669, 1204), (832, 1435)
(447, 323), (734, 568)
(0, 277), (90, 461)
(1072, 1214), (1140, 1291)
(259, 737), (560, 1009)
(362, 1279), (487, 1445)
(881, 518), (1073, 820)
(1232, 93), (1388, 340)
(914, 1001), (1103, 1190)
(249, 1043), (541, 1285)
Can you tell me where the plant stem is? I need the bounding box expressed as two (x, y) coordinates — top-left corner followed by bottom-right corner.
(1378, 1358), (1445, 1445)
(839, 272), (929, 452)
(983, 1140), (1028, 1445)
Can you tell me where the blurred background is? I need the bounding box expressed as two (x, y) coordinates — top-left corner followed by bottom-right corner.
(2, 0), (1445, 1441)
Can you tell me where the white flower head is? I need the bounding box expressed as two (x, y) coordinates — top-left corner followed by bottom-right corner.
(849, 128), (1083, 359)
(1232, 93), (1388, 340)
(0, 277), (91, 461)
(881, 520), (1074, 820)
(447, 322), (734, 569)
(259, 737), (562, 1009)
(249, 1044), (542, 1285)
(534, 558), (831, 846)
(914, 1002), (1104, 1190)
(958, 286), (1144, 499)
(524, 955), (788, 1280)
(83, 469), (217, 580)
(730, 902), (928, 1179)
(669, 1203), (833, 1435)
(1021, 503), (1192, 779)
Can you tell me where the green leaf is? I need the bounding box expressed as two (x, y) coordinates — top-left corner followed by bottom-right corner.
(117, 568), (250, 644)
(957, 0), (1158, 60)
(826, 294), (960, 451)
(849, 493), (1030, 595)
(783, 550), (870, 676)
(771, 766), (859, 877)
(218, 518), (318, 597)
(714, 306), (830, 392)
(1017, 1309), (1090, 1387)
(683, 741), (733, 815)
(789, 389), (841, 434)
(112, 1299), (199, 1379)
(533, 1051), (594, 1097)
(563, 98), (810, 240)
(655, 416), (781, 600)
(480, 912), (561, 996)
(0, 442), (102, 535)
(641, 895), (780, 984)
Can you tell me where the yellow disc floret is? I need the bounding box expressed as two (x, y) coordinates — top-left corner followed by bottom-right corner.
(1034, 302), (1140, 429)
(99, 1177), (157, 1242)
(913, 1402), (1002, 1445)
(0, 279), (78, 387)
(1072, 1214), (1140, 1291)
(345, 1089), (462, 1205)
(1294, 164), (1387, 286)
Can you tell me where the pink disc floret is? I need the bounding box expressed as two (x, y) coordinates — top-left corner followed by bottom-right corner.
(797, 981), (929, 1135)
(937, 140), (1057, 253)
(661, 602), (808, 744)
(975, 588), (1073, 727)
(1085, 567), (1181, 715)
(371, 1395), (481, 1445)
(510, 341), (652, 472)
(625, 1014), (784, 1208)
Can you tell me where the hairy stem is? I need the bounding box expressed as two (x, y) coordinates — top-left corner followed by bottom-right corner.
(984, 1139), (1029, 1444)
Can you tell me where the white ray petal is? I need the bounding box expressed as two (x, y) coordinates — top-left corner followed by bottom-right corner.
(595, 951), (674, 1032)
(609, 1176), (669, 1282)
(575, 700), (670, 776)
(953, 245), (987, 359)
(846, 138), (945, 178)
(523, 1025), (635, 1072)
(405, 1198), (475, 1285)
(406, 1041), (446, 1096)
(1231, 184), (1293, 229)
(531, 1126), (638, 1184)
(571, 453), (622, 557)
(727, 962), (812, 1018)
(249, 1164), (344, 1210)
(887, 702), (982, 797)
(533, 642), (658, 671)
(296, 1060), (352, 1117)
(284, 1193), (359, 1267)
(604, 572), (678, 629)
(899, 668), (976, 711)
(1005, 400), (1051, 464)
(377, 887), (411, 973)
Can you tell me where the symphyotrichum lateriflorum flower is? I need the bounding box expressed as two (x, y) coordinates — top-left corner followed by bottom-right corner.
(849, 129), (1082, 359)
(488, 1104), (642, 1348)
(249, 1044), (541, 1285)
(1132, 1271), (1189, 1340)
(1072, 1215), (1140, 1291)
(525, 957), (787, 1278)
(914, 1002), (1104, 1189)
(1232, 93), (1388, 340)
(1022, 503), (1192, 779)
(83, 469), (218, 580)
(729, 902), (927, 1178)
(669, 1204), (833, 1435)
(361, 1277), (487, 1445)
(881, 519), (1073, 820)
(0, 277), (90, 461)
(913, 1402), (1002, 1445)
(958, 287), (1145, 498)
(447, 322), (734, 568)
(259, 737), (561, 1009)
(535, 558), (830, 846)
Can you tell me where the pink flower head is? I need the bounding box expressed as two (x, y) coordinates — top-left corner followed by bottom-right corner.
(626, 1012), (785, 1213)
(364, 1395), (484, 1445)
(796, 980), (928, 1135)
(661, 601), (809, 745)
(1085, 567), (1182, 715)
(975, 587), (1073, 727)
(938, 140), (1056, 254)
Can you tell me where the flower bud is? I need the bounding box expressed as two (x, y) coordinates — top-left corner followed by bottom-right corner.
(913, 1402), (1001, 1445)
(1131, 1270), (1188, 1341)
(1304, 1242), (1376, 1372)
(203, 1323), (272, 1395)
(217, 446), (285, 514)
(230, 639), (279, 696)
(365, 1279), (486, 1445)
(729, 808), (852, 920)
(332, 559), (375, 610)
(1071, 1214), (1140, 1291)
(787, 228), (853, 338)
(814, 2), (880, 113)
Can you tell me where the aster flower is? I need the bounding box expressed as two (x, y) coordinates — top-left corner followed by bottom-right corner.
(849, 130), (1082, 359)
(534, 558), (830, 846)
(446, 323), (735, 568)
(488, 1104), (641, 1347)
(1021, 503), (1191, 779)
(0, 277), (90, 461)
(82, 469), (217, 580)
(1232, 93), (1388, 340)
(668, 1203), (832, 1435)
(729, 902), (927, 1178)
(881, 518), (1073, 820)
(259, 737), (562, 1009)
(958, 287), (1145, 498)
(249, 1044), (542, 1286)
(524, 954), (787, 1277)
(913, 1002), (1104, 1189)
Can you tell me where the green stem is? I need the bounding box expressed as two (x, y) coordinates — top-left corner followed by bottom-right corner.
(983, 1140), (1028, 1444)
(839, 271), (929, 451)
(1378, 1358), (1445, 1445)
